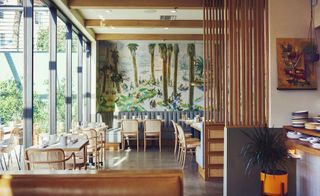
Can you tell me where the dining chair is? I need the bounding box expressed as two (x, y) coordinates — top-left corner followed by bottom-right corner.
(171, 121), (199, 159)
(176, 124), (200, 169)
(83, 129), (103, 168)
(11, 127), (23, 170)
(0, 128), (22, 170)
(121, 119), (139, 151)
(144, 119), (162, 152)
(25, 148), (75, 170)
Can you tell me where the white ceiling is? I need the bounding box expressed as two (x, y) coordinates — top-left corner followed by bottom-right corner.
(79, 9), (203, 20)
(78, 8), (203, 35)
(93, 27), (203, 34)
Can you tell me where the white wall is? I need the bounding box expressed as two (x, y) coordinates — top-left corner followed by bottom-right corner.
(269, 0), (320, 128)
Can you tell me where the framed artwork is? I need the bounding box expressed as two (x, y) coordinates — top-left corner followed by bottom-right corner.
(277, 38), (318, 90)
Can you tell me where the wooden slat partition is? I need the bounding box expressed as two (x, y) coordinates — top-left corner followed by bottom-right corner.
(203, 0), (268, 180)
(203, 0), (225, 181)
(203, 0), (225, 124)
(224, 0), (268, 127)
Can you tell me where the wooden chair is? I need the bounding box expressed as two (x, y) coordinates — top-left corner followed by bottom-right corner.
(83, 129), (103, 168)
(144, 119), (162, 152)
(11, 127), (23, 170)
(25, 148), (75, 170)
(121, 119), (139, 151)
(176, 124), (200, 169)
(171, 121), (199, 159)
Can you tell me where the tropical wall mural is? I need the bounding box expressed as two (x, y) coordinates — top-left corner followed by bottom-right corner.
(97, 41), (204, 112)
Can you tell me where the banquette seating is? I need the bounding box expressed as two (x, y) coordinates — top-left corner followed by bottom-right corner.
(0, 169), (183, 196)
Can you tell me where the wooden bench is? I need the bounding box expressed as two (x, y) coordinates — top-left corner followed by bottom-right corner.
(0, 169), (183, 196)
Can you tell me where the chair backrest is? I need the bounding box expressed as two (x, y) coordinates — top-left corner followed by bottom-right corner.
(176, 125), (186, 147)
(171, 120), (178, 136)
(144, 119), (161, 133)
(25, 148), (66, 170)
(121, 119), (139, 133)
(83, 129), (98, 149)
(11, 127), (23, 145)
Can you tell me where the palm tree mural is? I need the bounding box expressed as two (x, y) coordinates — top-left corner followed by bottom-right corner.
(127, 43), (139, 87)
(167, 44), (173, 84)
(173, 44), (179, 97)
(148, 43), (156, 82)
(111, 48), (121, 93)
(188, 43), (195, 110)
(158, 43), (168, 105)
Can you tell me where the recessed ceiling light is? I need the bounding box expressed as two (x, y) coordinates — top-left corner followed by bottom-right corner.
(110, 26), (115, 29)
(105, 10), (112, 13)
(170, 8), (178, 13)
(164, 27), (169, 30)
(144, 9), (157, 14)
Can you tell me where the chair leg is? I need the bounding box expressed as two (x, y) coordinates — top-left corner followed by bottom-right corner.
(159, 136), (161, 152)
(144, 134), (146, 152)
(174, 137), (177, 157)
(137, 135), (139, 152)
(2, 154), (8, 170)
(177, 145), (181, 161)
(121, 135), (124, 150)
(182, 148), (186, 169)
(0, 155), (4, 170)
(14, 149), (21, 170)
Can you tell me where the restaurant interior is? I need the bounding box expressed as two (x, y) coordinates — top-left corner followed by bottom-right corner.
(0, 0), (320, 196)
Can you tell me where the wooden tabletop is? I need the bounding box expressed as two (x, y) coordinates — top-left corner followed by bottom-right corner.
(31, 139), (89, 152)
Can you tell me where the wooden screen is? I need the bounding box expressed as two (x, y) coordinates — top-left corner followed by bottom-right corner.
(204, 0), (269, 127)
(203, 0), (225, 124)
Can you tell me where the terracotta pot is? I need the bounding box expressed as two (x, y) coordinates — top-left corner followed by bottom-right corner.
(260, 171), (288, 195)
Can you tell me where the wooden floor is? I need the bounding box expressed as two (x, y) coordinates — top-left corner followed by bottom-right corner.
(103, 146), (223, 196)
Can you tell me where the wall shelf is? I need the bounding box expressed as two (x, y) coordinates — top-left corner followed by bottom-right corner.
(284, 126), (320, 157)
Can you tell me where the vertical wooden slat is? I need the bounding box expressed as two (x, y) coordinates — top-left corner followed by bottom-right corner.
(265, 0), (269, 125)
(204, 0), (206, 121)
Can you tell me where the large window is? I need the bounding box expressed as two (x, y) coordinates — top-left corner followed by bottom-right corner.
(0, 10), (24, 126)
(57, 18), (67, 135)
(72, 31), (78, 127)
(0, 0), (91, 149)
(33, 4), (49, 136)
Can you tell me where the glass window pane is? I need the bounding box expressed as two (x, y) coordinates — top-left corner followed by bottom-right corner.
(0, 10), (24, 127)
(57, 18), (66, 135)
(83, 41), (87, 122)
(72, 31), (78, 127)
(33, 5), (49, 138)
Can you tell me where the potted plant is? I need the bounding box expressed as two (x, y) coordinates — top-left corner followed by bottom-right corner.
(302, 41), (319, 63)
(241, 125), (289, 195)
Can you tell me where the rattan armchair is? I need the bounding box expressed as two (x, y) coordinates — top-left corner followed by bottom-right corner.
(25, 148), (75, 170)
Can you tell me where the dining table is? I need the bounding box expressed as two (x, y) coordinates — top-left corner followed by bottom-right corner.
(29, 139), (89, 169)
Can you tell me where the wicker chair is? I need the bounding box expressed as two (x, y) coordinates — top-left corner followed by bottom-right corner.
(176, 124), (200, 169)
(25, 148), (75, 170)
(121, 120), (139, 151)
(144, 119), (162, 152)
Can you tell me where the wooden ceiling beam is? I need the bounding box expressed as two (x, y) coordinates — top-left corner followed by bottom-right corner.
(69, 0), (202, 9)
(95, 34), (203, 40)
(85, 19), (203, 28)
